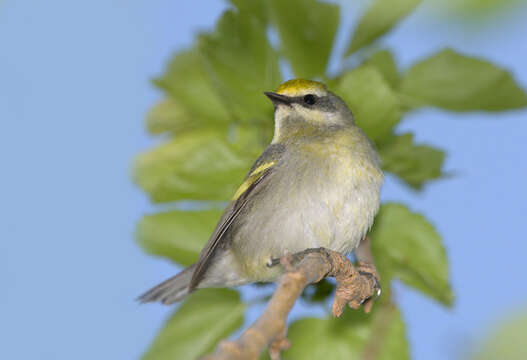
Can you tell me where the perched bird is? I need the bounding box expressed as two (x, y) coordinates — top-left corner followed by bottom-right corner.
(138, 79), (384, 304)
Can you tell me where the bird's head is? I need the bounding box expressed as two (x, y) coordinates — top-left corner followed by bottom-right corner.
(264, 79), (354, 143)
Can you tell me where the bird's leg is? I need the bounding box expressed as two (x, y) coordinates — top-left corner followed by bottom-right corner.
(354, 236), (381, 313)
(355, 236), (380, 288)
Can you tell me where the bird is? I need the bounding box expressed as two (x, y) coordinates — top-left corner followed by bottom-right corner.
(138, 79), (384, 305)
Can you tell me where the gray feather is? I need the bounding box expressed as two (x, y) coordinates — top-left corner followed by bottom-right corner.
(137, 264), (196, 304)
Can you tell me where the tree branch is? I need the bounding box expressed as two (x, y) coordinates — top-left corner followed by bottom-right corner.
(201, 248), (380, 360)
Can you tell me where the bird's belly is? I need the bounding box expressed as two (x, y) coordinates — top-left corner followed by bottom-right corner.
(232, 150), (382, 281)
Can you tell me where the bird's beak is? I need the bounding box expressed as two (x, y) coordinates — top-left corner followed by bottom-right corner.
(264, 92), (293, 106)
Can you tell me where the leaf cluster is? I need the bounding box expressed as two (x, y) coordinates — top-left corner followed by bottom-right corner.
(134, 0), (526, 358)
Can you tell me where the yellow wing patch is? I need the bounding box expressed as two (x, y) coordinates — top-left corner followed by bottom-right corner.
(276, 79), (327, 97)
(232, 162), (275, 201)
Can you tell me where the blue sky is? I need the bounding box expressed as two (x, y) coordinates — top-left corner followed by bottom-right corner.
(1, 1), (526, 359)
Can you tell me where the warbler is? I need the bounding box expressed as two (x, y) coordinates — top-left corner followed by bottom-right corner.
(139, 79), (383, 304)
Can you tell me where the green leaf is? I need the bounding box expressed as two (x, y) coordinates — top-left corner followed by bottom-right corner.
(471, 307), (527, 360)
(336, 65), (401, 143)
(399, 49), (527, 111)
(198, 10), (281, 122)
(346, 0), (421, 55)
(269, 0), (339, 78)
(370, 203), (453, 305)
(228, 0), (268, 23)
(284, 302), (408, 359)
(437, 0), (522, 17)
(153, 49), (230, 122)
(133, 128), (262, 202)
(137, 209), (223, 266)
(142, 289), (245, 360)
(379, 133), (445, 189)
(364, 49), (399, 88)
(145, 99), (203, 135)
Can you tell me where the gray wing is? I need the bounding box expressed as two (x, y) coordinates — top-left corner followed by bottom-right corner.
(188, 165), (274, 291)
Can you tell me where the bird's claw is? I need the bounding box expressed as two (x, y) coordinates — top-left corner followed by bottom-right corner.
(355, 262), (381, 313)
(358, 269), (381, 298)
(266, 257), (281, 267)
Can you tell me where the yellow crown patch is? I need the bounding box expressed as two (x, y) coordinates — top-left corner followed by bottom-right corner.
(276, 79), (327, 96)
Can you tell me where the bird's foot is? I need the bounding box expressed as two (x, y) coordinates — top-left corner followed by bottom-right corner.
(266, 257), (281, 267)
(268, 248), (381, 316)
(266, 248), (328, 268)
(325, 252), (381, 316)
(354, 262), (381, 313)
(356, 262), (381, 296)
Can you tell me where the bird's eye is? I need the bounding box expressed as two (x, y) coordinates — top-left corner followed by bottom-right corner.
(303, 94), (317, 105)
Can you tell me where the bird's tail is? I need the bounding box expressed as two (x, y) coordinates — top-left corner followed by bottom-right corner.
(137, 264), (196, 305)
